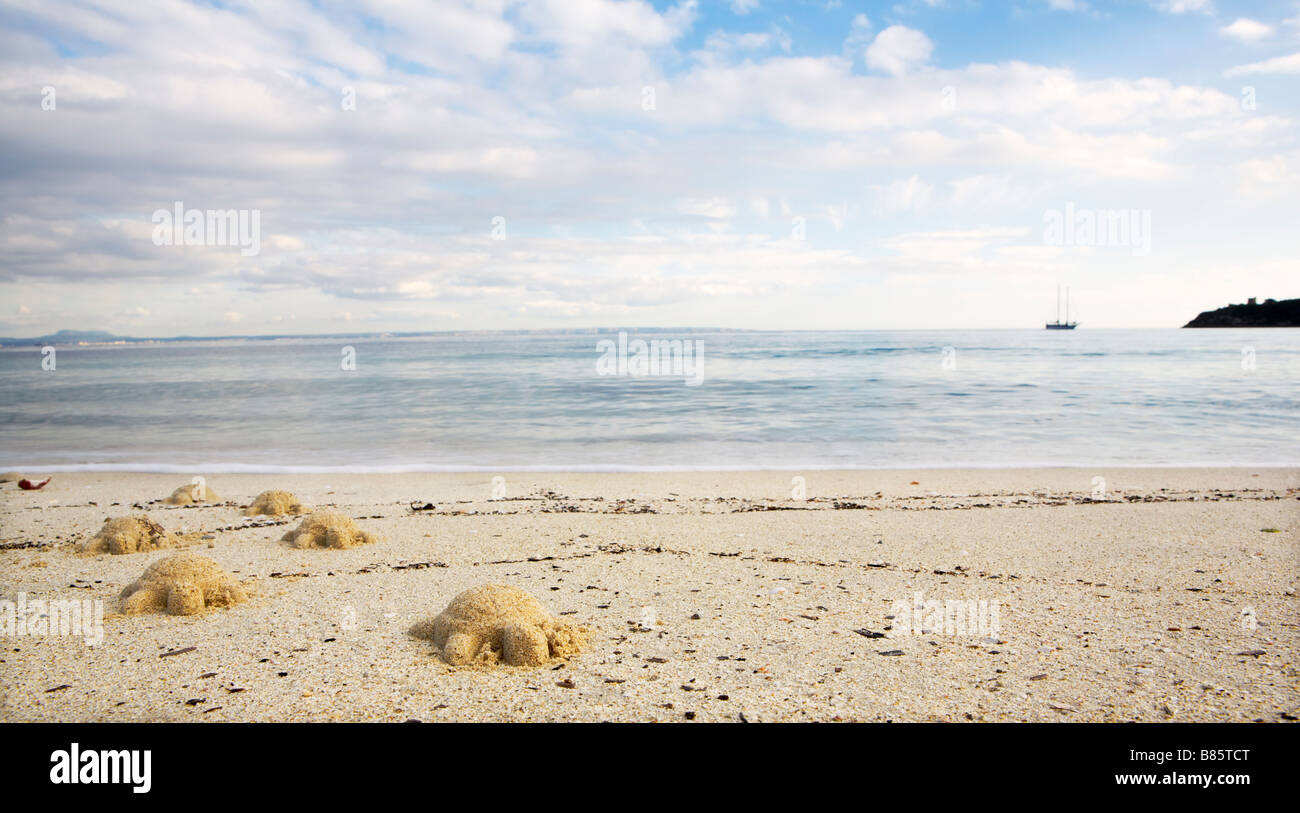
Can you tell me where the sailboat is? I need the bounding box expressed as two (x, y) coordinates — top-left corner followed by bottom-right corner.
(1046, 284), (1078, 330)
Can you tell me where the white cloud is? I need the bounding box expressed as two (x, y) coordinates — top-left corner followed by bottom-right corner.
(0, 0), (1296, 333)
(1155, 0), (1213, 13)
(519, 0), (697, 47)
(877, 227), (1032, 266)
(703, 29), (789, 54)
(949, 175), (1028, 208)
(677, 198), (736, 218)
(874, 176), (934, 212)
(1220, 18), (1275, 42)
(1225, 51), (1300, 76)
(843, 13), (872, 55)
(1233, 150), (1300, 202)
(730, 0), (760, 15)
(825, 203), (848, 231)
(865, 26), (933, 76)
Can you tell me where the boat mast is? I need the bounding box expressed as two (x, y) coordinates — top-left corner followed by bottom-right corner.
(1066, 287), (1070, 324)
(1056, 284), (1061, 324)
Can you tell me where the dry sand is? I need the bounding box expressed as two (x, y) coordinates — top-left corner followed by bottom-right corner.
(0, 468), (1296, 722)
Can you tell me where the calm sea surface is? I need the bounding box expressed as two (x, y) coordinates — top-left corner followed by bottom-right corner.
(1, 329), (1296, 471)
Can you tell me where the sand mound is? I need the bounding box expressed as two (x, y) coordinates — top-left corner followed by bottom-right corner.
(120, 552), (247, 616)
(0, 472), (22, 483)
(164, 483), (221, 505)
(79, 515), (181, 555)
(244, 490), (307, 516)
(412, 584), (593, 667)
(280, 511), (377, 549)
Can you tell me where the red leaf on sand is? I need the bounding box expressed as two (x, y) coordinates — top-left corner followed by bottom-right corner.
(18, 477), (52, 490)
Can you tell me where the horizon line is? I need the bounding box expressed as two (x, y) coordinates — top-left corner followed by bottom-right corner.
(1, 324), (1253, 345)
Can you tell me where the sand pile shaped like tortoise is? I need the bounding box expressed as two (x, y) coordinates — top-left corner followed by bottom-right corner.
(120, 552), (247, 615)
(414, 584), (594, 667)
(244, 490), (307, 516)
(280, 511), (377, 549)
(164, 482), (221, 505)
(79, 515), (182, 555)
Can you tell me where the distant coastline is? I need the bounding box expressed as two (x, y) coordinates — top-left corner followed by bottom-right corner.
(1184, 297), (1300, 328)
(0, 326), (746, 348)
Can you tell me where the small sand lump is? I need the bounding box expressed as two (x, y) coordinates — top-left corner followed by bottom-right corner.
(120, 552), (247, 615)
(79, 515), (180, 555)
(280, 511), (377, 549)
(164, 482), (220, 505)
(415, 584), (593, 667)
(244, 490), (307, 516)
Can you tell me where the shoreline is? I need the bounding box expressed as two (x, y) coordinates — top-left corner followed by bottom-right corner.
(2, 468), (1296, 722)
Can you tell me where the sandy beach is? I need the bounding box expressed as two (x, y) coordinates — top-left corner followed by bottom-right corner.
(1, 468), (1296, 722)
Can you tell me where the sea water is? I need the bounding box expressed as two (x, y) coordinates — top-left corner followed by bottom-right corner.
(1, 329), (1296, 471)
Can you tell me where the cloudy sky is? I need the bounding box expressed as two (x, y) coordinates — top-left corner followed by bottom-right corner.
(1, 0), (1297, 336)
